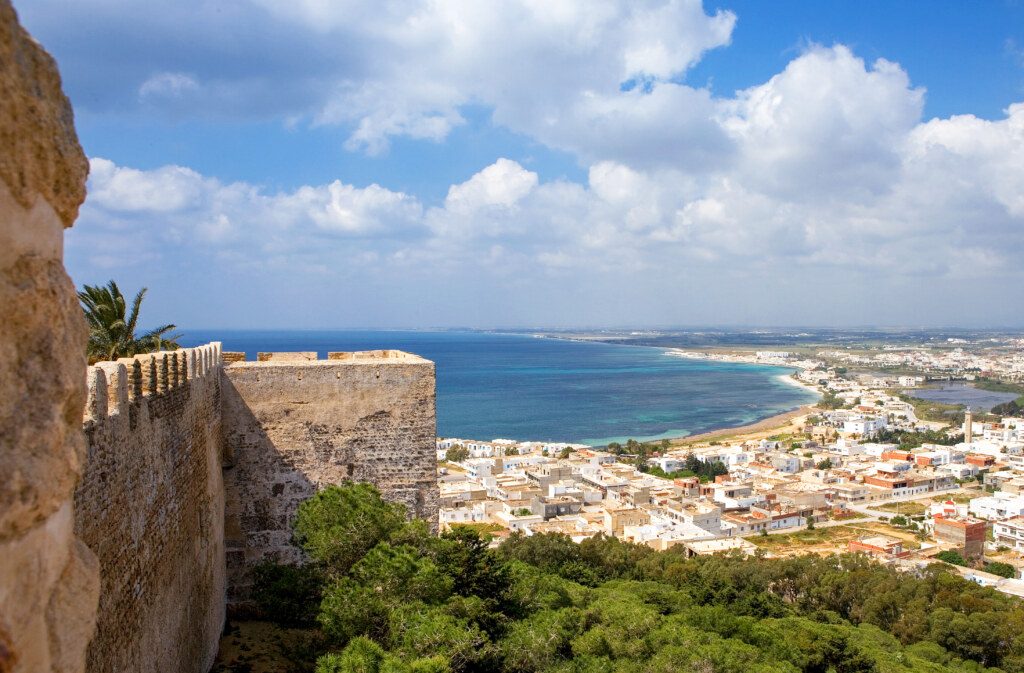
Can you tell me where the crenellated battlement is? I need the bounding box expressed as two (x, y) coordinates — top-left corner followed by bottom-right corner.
(83, 342), (223, 423)
(73, 339), (436, 670)
(76, 342), (226, 673)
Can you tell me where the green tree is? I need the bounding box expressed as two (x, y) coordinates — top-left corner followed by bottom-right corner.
(251, 561), (323, 625)
(294, 483), (407, 577)
(498, 532), (583, 576)
(432, 527), (511, 601)
(816, 458), (833, 470)
(984, 561), (1016, 578)
(387, 603), (488, 670)
(446, 444), (469, 462)
(319, 543), (453, 643)
(315, 636), (386, 673)
(819, 391), (843, 410)
(78, 280), (179, 363)
(934, 550), (967, 567)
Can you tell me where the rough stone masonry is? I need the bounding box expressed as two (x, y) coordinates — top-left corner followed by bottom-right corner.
(222, 350), (439, 609)
(74, 347), (439, 672)
(0, 1), (99, 671)
(76, 345), (226, 673)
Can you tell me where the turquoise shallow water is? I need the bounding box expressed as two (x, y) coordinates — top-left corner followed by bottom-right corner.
(180, 330), (818, 445)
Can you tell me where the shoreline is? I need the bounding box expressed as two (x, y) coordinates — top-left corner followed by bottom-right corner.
(572, 344), (824, 448)
(776, 372), (822, 396)
(671, 404), (818, 445)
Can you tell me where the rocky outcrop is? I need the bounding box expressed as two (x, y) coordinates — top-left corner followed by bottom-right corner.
(0, 2), (99, 672)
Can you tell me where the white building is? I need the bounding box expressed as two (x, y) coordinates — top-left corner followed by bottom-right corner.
(938, 463), (979, 479)
(842, 416), (888, 438)
(833, 439), (866, 456)
(969, 491), (1024, 520)
(439, 501), (490, 528)
(648, 456), (687, 473)
(994, 516), (1024, 551)
(770, 454), (801, 474)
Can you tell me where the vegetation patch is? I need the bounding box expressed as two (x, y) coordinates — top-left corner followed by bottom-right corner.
(448, 522), (505, 536)
(224, 483), (1024, 673)
(876, 501), (930, 516)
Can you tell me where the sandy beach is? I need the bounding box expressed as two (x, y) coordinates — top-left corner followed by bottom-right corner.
(776, 372), (822, 396)
(670, 403), (818, 446)
(659, 352), (822, 446)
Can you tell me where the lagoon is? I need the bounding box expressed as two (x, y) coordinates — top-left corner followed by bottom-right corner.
(909, 383), (1018, 412)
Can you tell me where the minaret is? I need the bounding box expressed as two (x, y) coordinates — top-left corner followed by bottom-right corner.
(964, 409), (973, 444)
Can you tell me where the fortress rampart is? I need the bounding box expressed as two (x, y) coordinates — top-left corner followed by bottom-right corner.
(71, 346), (438, 671)
(76, 344), (226, 673)
(221, 350), (438, 608)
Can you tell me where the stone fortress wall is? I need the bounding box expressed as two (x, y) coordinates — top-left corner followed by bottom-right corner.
(0, 4), (440, 671)
(75, 344), (226, 673)
(72, 346), (439, 671)
(221, 350), (439, 608)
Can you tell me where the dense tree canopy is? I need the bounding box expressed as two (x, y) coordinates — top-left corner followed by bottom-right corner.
(252, 484), (1024, 673)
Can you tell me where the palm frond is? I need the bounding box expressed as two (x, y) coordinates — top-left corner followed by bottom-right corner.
(79, 280), (175, 363)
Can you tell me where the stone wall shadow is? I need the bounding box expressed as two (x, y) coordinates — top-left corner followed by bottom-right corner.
(220, 373), (317, 615)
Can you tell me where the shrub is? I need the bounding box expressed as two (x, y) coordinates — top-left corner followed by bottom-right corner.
(251, 561), (323, 625)
(984, 562), (1016, 579)
(282, 484), (1024, 673)
(935, 550), (967, 567)
(294, 483), (407, 576)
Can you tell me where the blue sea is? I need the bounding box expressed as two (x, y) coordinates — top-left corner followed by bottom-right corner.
(179, 330), (817, 446)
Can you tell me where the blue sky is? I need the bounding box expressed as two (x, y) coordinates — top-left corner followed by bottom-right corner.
(15, 0), (1024, 329)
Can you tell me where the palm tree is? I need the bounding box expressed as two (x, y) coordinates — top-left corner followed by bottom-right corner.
(78, 280), (180, 363)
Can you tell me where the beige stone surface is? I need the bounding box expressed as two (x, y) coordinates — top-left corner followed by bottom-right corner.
(257, 351), (316, 361)
(0, 1), (88, 228)
(76, 345), (225, 673)
(0, 2), (98, 672)
(222, 353), (439, 609)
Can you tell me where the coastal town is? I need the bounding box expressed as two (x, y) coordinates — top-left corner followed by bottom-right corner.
(437, 344), (1024, 597)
